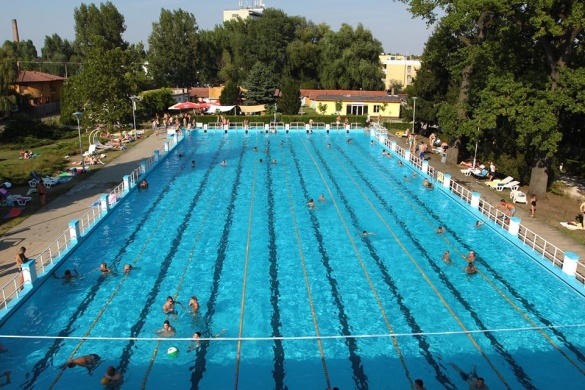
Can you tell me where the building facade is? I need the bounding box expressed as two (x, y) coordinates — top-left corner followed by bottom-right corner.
(223, 1), (265, 23)
(380, 54), (421, 92)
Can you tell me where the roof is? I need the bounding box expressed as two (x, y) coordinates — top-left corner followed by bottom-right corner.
(301, 89), (388, 100)
(314, 94), (402, 103)
(14, 71), (65, 83)
(189, 87), (209, 98)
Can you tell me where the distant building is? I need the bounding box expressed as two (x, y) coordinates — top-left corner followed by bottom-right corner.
(223, 1), (265, 23)
(380, 54), (421, 92)
(11, 70), (65, 115)
(301, 89), (402, 118)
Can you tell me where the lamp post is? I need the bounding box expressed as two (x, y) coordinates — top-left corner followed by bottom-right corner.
(274, 103), (277, 123)
(72, 111), (84, 173)
(412, 96), (417, 135)
(130, 95), (139, 137)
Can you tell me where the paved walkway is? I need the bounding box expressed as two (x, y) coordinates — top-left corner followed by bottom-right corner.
(0, 133), (168, 292)
(1, 131), (584, 296)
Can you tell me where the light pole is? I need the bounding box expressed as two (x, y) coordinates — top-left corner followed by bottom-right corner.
(274, 103), (277, 123)
(72, 112), (85, 173)
(412, 96), (417, 135)
(130, 95), (139, 137)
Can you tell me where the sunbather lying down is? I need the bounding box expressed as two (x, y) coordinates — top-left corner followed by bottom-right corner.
(561, 221), (584, 230)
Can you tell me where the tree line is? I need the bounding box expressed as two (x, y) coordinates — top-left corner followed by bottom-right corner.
(0, 2), (384, 125)
(399, 0), (584, 193)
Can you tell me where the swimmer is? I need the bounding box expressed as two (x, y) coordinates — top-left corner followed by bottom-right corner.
(96, 262), (111, 274)
(272, 159), (277, 164)
(307, 199), (315, 208)
(362, 230), (376, 236)
(436, 226), (444, 234)
(162, 296), (182, 315)
(188, 331), (202, 352)
(423, 178), (433, 188)
(156, 319), (176, 337)
(318, 194), (325, 202)
(62, 354), (101, 373)
(123, 264), (133, 273)
(253, 146), (258, 152)
(139, 179), (148, 189)
(103, 366), (122, 384)
(188, 296), (200, 313)
(178, 153), (184, 158)
(442, 250), (452, 264)
(53, 269), (80, 281)
(403, 175), (410, 181)
(259, 159), (263, 163)
(465, 262), (477, 275)
(465, 250), (476, 263)
(398, 160), (404, 167)
(264, 147), (269, 152)
(280, 141), (284, 147)
(221, 160), (227, 166)
(411, 172), (417, 178)
(191, 160), (195, 168)
(475, 220), (485, 228)
(327, 143), (331, 148)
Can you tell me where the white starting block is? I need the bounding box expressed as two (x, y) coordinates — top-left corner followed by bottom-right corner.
(510, 190), (527, 204)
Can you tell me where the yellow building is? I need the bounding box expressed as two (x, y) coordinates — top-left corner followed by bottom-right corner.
(304, 90), (402, 118)
(11, 70), (65, 115)
(380, 54), (421, 92)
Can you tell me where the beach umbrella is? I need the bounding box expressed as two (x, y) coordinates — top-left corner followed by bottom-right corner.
(168, 102), (199, 110)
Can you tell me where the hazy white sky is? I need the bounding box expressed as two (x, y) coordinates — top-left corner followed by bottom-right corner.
(1, 0), (433, 55)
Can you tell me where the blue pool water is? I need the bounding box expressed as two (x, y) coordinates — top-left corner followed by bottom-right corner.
(2, 130), (585, 389)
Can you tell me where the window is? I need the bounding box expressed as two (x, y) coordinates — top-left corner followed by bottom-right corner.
(373, 105), (381, 113)
(407, 65), (412, 74)
(407, 76), (412, 84)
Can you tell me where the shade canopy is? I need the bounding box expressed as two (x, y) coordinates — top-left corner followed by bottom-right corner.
(168, 102), (199, 110)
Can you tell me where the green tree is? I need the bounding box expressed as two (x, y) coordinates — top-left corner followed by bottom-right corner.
(139, 88), (175, 117)
(319, 24), (384, 90)
(278, 78), (301, 115)
(243, 62), (277, 105)
(73, 2), (127, 56)
(0, 44), (18, 112)
(317, 102), (328, 115)
(41, 34), (77, 76)
(148, 8), (199, 87)
(219, 80), (241, 105)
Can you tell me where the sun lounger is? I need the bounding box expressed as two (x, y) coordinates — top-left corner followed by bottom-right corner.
(496, 180), (520, 191)
(510, 190), (527, 204)
(486, 176), (514, 188)
(6, 195), (32, 206)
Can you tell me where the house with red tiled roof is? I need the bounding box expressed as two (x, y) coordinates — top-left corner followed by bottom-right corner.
(11, 70), (65, 115)
(301, 89), (403, 118)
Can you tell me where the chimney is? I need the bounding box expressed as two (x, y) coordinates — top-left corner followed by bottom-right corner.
(12, 19), (19, 43)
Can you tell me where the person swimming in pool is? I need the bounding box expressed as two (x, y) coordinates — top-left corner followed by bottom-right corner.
(442, 250), (452, 264)
(162, 296), (183, 315)
(465, 250), (476, 263)
(123, 264), (133, 273)
(465, 262), (477, 275)
(189, 296), (200, 314)
(156, 319), (176, 337)
(362, 230), (376, 236)
(97, 262), (111, 274)
(423, 178), (434, 189)
(307, 199), (315, 208)
(436, 226), (444, 234)
(475, 220), (485, 228)
(103, 366), (122, 384)
(221, 160), (227, 166)
(318, 194), (325, 202)
(62, 354), (101, 373)
(53, 269), (80, 281)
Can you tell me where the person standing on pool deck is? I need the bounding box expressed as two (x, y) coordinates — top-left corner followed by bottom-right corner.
(530, 194), (537, 217)
(36, 180), (47, 208)
(498, 199), (516, 217)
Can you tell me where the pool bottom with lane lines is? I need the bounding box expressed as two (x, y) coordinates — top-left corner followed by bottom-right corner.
(1, 130), (585, 389)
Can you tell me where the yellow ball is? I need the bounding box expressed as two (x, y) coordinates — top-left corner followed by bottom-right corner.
(101, 377), (109, 385)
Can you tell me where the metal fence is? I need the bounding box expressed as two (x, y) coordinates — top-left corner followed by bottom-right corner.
(1, 132), (184, 312)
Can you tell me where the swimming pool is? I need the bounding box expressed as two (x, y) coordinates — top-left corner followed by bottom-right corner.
(2, 130), (585, 389)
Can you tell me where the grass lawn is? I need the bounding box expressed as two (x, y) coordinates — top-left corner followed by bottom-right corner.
(0, 130), (152, 237)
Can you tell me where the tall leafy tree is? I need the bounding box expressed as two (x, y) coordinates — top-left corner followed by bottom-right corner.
(219, 80), (241, 105)
(73, 2), (127, 56)
(243, 62), (277, 105)
(148, 8), (199, 87)
(41, 34), (76, 76)
(278, 78), (301, 115)
(319, 24), (384, 90)
(0, 44), (19, 112)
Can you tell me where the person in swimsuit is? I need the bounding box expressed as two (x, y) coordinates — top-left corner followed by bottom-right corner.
(318, 194), (325, 202)
(188, 296), (199, 314)
(307, 199), (315, 208)
(63, 354), (101, 373)
(97, 262), (111, 274)
(530, 194), (537, 217)
(139, 179), (148, 189)
(15, 247), (27, 273)
(156, 320), (176, 337)
(465, 262), (477, 275)
(436, 226), (444, 234)
(53, 269), (80, 281)
(163, 296), (177, 314)
(498, 199), (516, 217)
(103, 366), (122, 384)
(362, 230), (376, 236)
(442, 250), (452, 264)
(123, 264), (133, 273)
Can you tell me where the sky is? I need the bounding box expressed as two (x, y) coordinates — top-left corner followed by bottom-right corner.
(1, 0), (433, 56)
